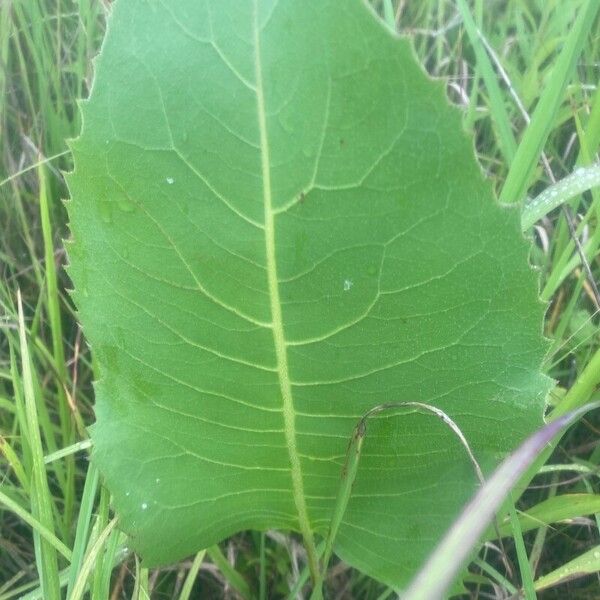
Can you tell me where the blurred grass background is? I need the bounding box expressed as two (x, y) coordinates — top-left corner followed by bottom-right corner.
(1, 0), (599, 597)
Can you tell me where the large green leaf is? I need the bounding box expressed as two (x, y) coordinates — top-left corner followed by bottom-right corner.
(66, 0), (551, 588)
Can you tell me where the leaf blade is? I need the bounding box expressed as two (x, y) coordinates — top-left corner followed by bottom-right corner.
(67, 0), (551, 587)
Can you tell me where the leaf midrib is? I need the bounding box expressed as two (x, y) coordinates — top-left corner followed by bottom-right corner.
(252, 0), (318, 571)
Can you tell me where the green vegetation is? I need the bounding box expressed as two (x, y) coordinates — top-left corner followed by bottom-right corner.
(1, 0), (600, 598)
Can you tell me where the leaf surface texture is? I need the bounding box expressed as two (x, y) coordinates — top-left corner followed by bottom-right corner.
(67, 0), (550, 586)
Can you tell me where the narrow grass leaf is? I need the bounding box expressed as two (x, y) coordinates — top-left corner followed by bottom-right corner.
(4, 569), (71, 600)
(69, 517), (118, 600)
(456, 0), (517, 164)
(508, 498), (536, 599)
(66, 464), (100, 598)
(552, 345), (600, 417)
(16, 290), (61, 599)
(496, 493), (600, 538)
(258, 534), (266, 600)
(311, 422), (365, 600)
(382, 0), (395, 30)
(92, 526), (121, 600)
(285, 541), (326, 600)
(177, 550), (206, 600)
(472, 558), (517, 595)
(499, 0), (600, 204)
(44, 439), (92, 464)
(132, 563), (150, 600)
(38, 163), (76, 531)
(0, 435), (30, 491)
(312, 400), (487, 599)
(522, 164), (600, 230)
(0, 151), (71, 189)
(0, 488), (71, 560)
(534, 544), (600, 592)
(9, 337), (32, 473)
(207, 545), (252, 600)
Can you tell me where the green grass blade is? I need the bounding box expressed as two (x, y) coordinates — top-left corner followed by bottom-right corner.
(177, 550), (206, 600)
(579, 86), (600, 160)
(0, 151), (70, 189)
(312, 400), (486, 599)
(534, 544), (600, 593)
(311, 422), (365, 600)
(92, 526), (120, 600)
(3, 568), (71, 600)
(9, 332), (33, 473)
(66, 464), (100, 598)
(472, 558), (517, 595)
(37, 165), (68, 408)
(382, 0), (395, 30)
(541, 224), (600, 302)
(495, 493), (600, 538)
(508, 497), (535, 599)
(284, 541), (326, 600)
(0, 435), (30, 491)
(37, 164), (75, 530)
(0, 488), (71, 561)
(44, 439), (92, 464)
(16, 290), (61, 600)
(456, 0), (517, 165)
(552, 344), (600, 417)
(132, 563), (150, 600)
(207, 545), (252, 599)
(522, 164), (600, 230)
(68, 517), (118, 600)
(258, 533), (266, 600)
(499, 0), (600, 204)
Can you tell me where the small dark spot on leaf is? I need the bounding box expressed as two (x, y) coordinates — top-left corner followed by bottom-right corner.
(339, 138), (345, 147)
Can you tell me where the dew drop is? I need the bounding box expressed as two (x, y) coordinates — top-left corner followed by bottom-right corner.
(343, 279), (353, 291)
(125, 491), (130, 496)
(166, 177), (175, 184)
(594, 550), (600, 559)
(155, 478), (160, 484)
(141, 502), (148, 510)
